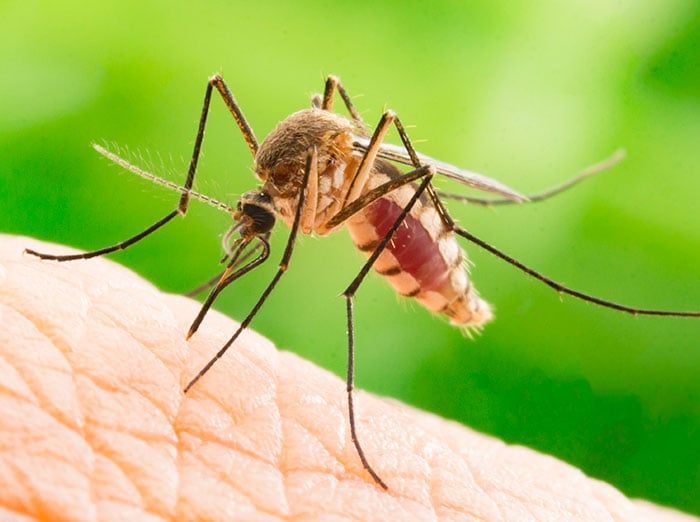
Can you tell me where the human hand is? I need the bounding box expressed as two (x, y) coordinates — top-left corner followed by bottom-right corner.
(1, 234), (696, 521)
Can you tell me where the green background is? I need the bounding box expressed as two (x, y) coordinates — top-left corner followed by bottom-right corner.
(2, 0), (699, 514)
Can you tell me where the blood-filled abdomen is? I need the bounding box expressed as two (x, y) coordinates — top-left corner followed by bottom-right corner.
(346, 189), (492, 328)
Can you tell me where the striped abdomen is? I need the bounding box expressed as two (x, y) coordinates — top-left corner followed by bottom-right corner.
(346, 166), (492, 327)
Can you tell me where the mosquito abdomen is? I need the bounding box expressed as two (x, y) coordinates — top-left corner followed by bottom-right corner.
(347, 184), (492, 328)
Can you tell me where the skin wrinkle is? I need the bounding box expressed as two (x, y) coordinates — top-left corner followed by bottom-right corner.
(180, 388), (281, 464)
(279, 385), (349, 471)
(1, 306), (82, 429)
(4, 458), (67, 520)
(92, 452), (148, 510)
(175, 453), (282, 522)
(91, 450), (162, 519)
(8, 263), (90, 357)
(0, 350), (41, 405)
(78, 372), (177, 447)
(179, 421), (279, 476)
(1, 308), (98, 516)
(79, 372), (164, 515)
(283, 419), (348, 478)
(80, 375), (177, 515)
(3, 235), (700, 521)
(83, 310), (183, 420)
(193, 443), (288, 520)
(72, 318), (179, 517)
(7, 254), (179, 519)
(91, 303), (184, 387)
(172, 311), (287, 519)
(415, 443), (462, 520)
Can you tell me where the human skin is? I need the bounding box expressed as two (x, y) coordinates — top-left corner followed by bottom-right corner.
(1, 234), (697, 522)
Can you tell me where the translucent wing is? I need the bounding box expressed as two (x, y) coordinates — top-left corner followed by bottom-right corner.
(353, 137), (527, 202)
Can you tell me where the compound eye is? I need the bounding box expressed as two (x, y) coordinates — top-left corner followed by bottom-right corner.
(243, 203), (276, 234)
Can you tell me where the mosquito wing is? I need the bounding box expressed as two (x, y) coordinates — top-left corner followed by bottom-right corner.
(353, 138), (527, 202)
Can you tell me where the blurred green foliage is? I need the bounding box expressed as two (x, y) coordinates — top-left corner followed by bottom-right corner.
(2, 0), (699, 513)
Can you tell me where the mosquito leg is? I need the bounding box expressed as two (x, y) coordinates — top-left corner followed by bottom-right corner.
(186, 237), (271, 339)
(183, 147), (316, 393)
(326, 164), (433, 228)
(438, 149), (626, 207)
(321, 75), (368, 131)
(342, 175), (434, 490)
(26, 74), (257, 262)
(300, 149), (319, 234)
(341, 111), (396, 207)
(410, 144), (700, 318)
(25, 210), (181, 261)
(451, 225), (700, 317)
(208, 74), (259, 158)
(322, 109), (439, 232)
(185, 241), (265, 297)
(388, 115), (456, 226)
(342, 108), (451, 228)
(315, 111), (396, 235)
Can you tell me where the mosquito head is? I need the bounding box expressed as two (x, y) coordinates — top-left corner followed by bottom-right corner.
(234, 189), (277, 239)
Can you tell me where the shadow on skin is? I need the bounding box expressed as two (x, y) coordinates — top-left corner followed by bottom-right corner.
(1, 234), (696, 521)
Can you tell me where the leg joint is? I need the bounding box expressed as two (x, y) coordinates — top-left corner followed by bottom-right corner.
(382, 109), (397, 122)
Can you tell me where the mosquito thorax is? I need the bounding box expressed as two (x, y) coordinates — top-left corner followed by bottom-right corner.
(254, 108), (357, 198)
(234, 190), (277, 238)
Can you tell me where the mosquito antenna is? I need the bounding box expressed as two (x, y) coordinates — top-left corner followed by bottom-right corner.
(454, 227), (700, 317)
(440, 149), (626, 206)
(92, 143), (235, 214)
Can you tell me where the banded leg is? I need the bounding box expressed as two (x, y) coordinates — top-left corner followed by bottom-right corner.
(438, 149), (626, 207)
(26, 74), (258, 261)
(183, 147), (316, 393)
(342, 175), (434, 490)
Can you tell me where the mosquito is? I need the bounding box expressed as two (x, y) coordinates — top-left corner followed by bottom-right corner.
(25, 74), (700, 490)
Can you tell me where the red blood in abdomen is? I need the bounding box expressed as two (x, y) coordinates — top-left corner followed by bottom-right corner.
(365, 197), (449, 291)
